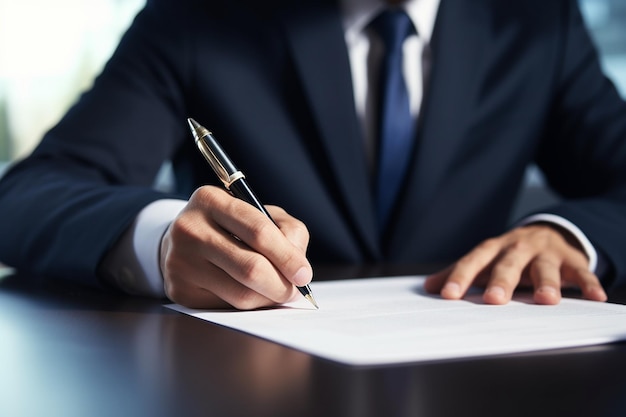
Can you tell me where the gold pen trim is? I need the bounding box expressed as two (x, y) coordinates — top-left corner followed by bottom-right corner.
(195, 137), (245, 189)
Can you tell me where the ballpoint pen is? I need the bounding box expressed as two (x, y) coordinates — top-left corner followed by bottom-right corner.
(187, 118), (319, 309)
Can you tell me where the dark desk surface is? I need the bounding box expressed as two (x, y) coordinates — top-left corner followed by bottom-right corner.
(1, 265), (625, 417)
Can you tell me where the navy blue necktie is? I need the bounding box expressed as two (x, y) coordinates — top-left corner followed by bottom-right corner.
(371, 10), (416, 231)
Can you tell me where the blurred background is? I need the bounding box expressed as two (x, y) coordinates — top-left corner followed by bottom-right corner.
(0, 0), (625, 175)
(0, 0), (146, 173)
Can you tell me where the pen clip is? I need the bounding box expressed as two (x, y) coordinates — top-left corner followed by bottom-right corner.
(195, 137), (245, 189)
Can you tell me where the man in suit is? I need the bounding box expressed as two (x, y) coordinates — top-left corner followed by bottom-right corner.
(0, 0), (624, 309)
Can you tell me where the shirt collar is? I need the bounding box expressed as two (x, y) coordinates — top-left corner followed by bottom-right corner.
(341, 0), (441, 45)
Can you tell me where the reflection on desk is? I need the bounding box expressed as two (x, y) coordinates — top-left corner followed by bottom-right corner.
(0, 266), (625, 417)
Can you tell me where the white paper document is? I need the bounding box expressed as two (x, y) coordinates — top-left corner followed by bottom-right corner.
(167, 276), (626, 366)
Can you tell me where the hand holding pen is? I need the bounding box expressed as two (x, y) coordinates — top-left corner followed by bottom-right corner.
(158, 119), (318, 310)
(187, 118), (318, 308)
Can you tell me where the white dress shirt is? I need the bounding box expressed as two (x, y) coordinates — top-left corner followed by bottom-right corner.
(341, 0), (440, 169)
(101, 0), (598, 298)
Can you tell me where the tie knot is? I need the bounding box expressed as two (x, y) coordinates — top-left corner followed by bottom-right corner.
(370, 9), (415, 51)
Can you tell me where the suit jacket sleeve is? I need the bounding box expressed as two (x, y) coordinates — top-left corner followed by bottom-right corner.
(535, 1), (626, 289)
(0, 0), (195, 288)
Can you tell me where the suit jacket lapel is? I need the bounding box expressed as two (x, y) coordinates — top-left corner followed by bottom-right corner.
(388, 0), (489, 257)
(279, 0), (380, 258)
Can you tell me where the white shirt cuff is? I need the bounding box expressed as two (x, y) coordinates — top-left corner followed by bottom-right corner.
(132, 199), (187, 296)
(517, 213), (598, 273)
(100, 199), (187, 297)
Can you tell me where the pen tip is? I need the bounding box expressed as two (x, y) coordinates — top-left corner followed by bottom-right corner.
(305, 294), (319, 309)
(187, 117), (200, 131)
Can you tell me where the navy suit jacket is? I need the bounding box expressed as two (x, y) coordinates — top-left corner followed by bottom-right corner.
(1, 0), (626, 290)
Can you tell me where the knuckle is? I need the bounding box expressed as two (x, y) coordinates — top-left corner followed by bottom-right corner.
(528, 227), (555, 246)
(168, 215), (200, 242)
(237, 253), (267, 285)
(492, 259), (518, 275)
(192, 185), (220, 205)
(533, 255), (559, 269)
(246, 217), (275, 245)
(506, 239), (531, 254)
(279, 249), (301, 270)
(193, 186), (235, 219)
(292, 219), (310, 240)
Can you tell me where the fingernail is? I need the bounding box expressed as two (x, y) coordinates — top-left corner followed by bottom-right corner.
(486, 286), (506, 300)
(292, 266), (312, 286)
(537, 286), (558, 297)
(442, 282), (462, 298)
